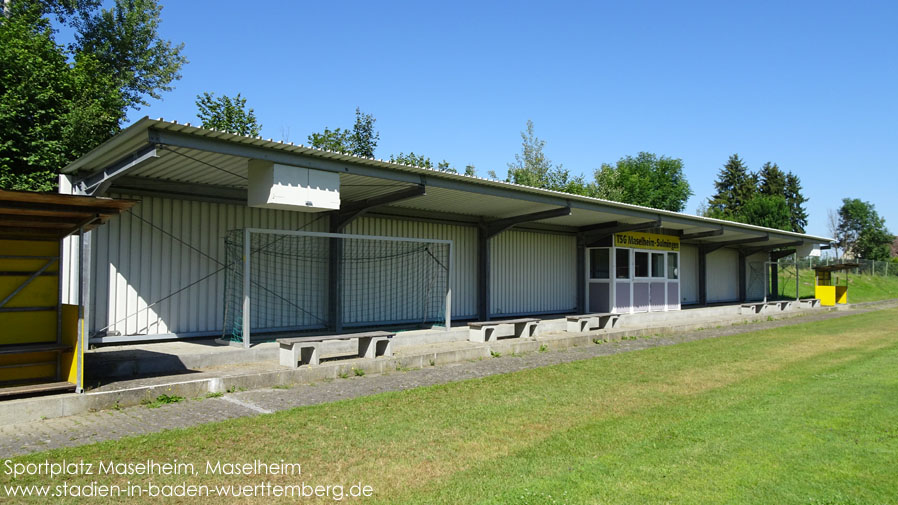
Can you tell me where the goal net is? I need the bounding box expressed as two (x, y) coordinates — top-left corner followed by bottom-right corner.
(222, 229), (451, 345)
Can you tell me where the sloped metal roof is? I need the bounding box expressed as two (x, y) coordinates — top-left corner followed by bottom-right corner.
(62, 117), (833, 246)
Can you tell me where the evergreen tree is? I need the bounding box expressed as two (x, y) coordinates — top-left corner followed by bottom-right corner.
(737, 195), (791, 231)
(783, 172), (809, 233)
(706, 154), (756, 218)
(757, 162), (786, 197)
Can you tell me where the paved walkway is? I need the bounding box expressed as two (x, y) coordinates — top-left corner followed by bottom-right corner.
(1, 303), (893, 458)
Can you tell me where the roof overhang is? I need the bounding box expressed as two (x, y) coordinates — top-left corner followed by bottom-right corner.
(62, 117), (833, 250)
(0, 189), (136, 241)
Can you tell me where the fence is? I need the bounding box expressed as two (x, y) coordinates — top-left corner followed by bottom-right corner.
(797, 256), (898, 278)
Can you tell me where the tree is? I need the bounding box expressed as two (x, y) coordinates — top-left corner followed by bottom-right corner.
(704, 156), (808, 233)
(74, 0), (186, 111)
(783, 172), (808, 233)
(389, 152), (432, 168)
(349, 108), (378, 158)
(736, 195), (791, 231)
(0, 0), (185, 191)
(827, 209), (842, 258)
(757, 162), (786, 197)
(506, 120), (589, 194)
(195, 92), (261, 136)
(836, 198), (892, 260)
(592, 152), (692, 212)
(464, 164), (476, 176)
(307, 107), (379, 157)
(307, 127), (351, 152)
(705, 154), (757, 219)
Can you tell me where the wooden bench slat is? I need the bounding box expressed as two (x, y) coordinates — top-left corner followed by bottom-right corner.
(0, 343), (72, 355)
(0, 381), (75, 397)
(566, 313), (620, 321)
(277, 331), (394, 345)
(468, 318), (539, 328)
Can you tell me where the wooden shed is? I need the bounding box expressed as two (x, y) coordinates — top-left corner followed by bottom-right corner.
(0, 189), (133, 397)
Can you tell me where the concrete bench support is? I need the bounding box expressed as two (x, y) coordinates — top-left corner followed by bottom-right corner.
(565, 313), (620, 333)
(740, 303), (765, 315)
(468, 318), (539, 343)
(358, 335), (393, 360)
(800, 298), (821, 309)
(278, 331), (394, 368)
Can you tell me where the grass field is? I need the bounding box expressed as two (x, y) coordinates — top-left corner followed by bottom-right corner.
(4, 309), (898, 504)
(777, 268), (898, 303)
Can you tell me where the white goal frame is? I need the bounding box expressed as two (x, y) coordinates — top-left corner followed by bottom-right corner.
(239, 228), (453, 348)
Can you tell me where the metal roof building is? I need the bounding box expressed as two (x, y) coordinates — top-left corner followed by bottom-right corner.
(59, 117), (832, 345)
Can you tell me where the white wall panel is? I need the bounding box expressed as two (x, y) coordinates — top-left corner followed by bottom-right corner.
(706, 247), (739, 303)
(489, 230), (576, 316)
(91, 194), (329, 337)
(680, 244), (699, 304)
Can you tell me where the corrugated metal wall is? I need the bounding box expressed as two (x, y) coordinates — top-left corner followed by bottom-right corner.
(680, 244), (699, 304)
(91, 194), (329, 337)
(489, 229), (577, 316)
(707, 247), (739, 302)
(85, 194), (579, 339)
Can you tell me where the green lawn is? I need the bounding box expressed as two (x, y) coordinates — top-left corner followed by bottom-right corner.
(3, 309), (898, 504)
(777, 268), (898, 303)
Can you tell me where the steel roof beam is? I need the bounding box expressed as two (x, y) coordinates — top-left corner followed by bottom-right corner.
(742, 240), (804, 257)
(681, 228), (724, 240)
(331, 184), (426, 232)
(580, 219), (662, 246)
(111, 176), (247, 204)
(73, 145), (158, 196)
(482, 206), (572, 239)
(577, 220), (618, 233)
(701, 234), (770, 254)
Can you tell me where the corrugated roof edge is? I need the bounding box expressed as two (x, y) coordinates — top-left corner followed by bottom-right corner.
(62, 116), (834, 244)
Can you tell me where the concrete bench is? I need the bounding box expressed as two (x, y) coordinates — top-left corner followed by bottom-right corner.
(468, 318), (539, 343)
(740, 303), (764, 315)
(277, 331), (394, 368)
(566, 313), (620, 333)
(800, 298), (821, 309)
(741, 301), (796, 315)
(768, 301), (795, 312)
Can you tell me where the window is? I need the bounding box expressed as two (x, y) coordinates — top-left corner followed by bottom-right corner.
(635, 251), (649, 278)
(667, 252), (679, 279)
(589, 249), (610, 279)
(651, 253), (665, 278)
(615, 248), (630, 279)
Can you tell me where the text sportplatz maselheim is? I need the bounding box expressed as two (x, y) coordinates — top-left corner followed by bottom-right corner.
(3, 459), (375, 500)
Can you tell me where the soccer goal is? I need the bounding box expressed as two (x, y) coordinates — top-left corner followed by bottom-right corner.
(222, 228), (452, 347)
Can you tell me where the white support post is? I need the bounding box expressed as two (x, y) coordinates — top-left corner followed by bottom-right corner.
(76, 228), (90, 393)
(795, 252), (799, 301)
(242, 228), (251, 349)
(445, 241), (453, 331)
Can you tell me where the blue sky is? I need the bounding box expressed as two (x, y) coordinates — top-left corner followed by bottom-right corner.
(126, 0), (895, 238)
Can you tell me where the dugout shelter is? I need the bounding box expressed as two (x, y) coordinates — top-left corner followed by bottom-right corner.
(57, 118), (832, 347)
